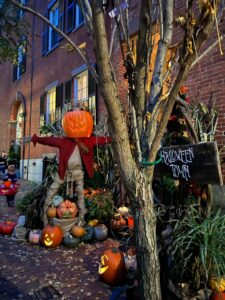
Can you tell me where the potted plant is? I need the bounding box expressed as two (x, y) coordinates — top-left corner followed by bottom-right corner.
(85, 189), (114, 224)
(169, 206), (225, 297)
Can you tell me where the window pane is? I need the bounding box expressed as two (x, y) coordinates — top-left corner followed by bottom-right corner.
(75, 3), (84, 27)
(47, 88), (56, 123)
(74, 70), (88, 105)
(49, 1), (59, 49)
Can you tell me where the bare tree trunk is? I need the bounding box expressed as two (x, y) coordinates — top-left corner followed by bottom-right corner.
(131, 170), (161, 300)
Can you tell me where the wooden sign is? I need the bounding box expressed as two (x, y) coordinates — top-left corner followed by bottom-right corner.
(154, 142), (223, 185)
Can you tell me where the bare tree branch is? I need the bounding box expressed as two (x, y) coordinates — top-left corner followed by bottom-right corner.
(133, 0), (152, 136)
(91, 0), (136, 185)
(148, 0), (174, 109)
(191, 33), (224, 67)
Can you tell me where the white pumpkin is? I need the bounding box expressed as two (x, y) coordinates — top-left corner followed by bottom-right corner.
(118, 206), (129, 217)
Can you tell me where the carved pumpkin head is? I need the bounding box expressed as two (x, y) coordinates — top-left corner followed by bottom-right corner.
(41, 224), (63, 248)
(62, 110), (93, 138)
(98, 247), (126, 286)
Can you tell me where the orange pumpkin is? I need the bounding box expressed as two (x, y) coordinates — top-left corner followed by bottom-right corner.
(62, 110), (93, 138)
(210, 293), (225, 300)
(47, 206), (57, 219)
(57, 200), (78, 219)
(40, 224), (63, 248)
(98, 247), (126, 286)
(4, 181), (11, 188)
(71, 226), (86, 237)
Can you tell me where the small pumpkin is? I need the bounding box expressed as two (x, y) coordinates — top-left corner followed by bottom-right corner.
(82, 225), (94, 243)
(94, 224), (108, 241)
(88, 219), (99, 227)
(41, 224), (63, 248)
(29, 230), (41, 244)
(62, 110), (93, 138)
(57, 200), (78, 219)
(98, 247), (126, 286)
(47, 206), (57, 219)
(210, 293), (225, 300)
(63, 235), (81, 248)
(0, 221), (16, 235)
(110, 214), (127, 231)
(209, 278), (225, 292)
(71, 226), (86, 238)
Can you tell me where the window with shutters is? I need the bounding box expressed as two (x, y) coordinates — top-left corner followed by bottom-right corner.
(73, 70), (96, 123)
(13, 41), (26, 82)
(42, 0), (84, 55)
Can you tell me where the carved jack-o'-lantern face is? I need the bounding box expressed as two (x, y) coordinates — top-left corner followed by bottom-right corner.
(40, 225), (63, 248)
(98, 255), (109, 275)
(98, 248), (126, 286)
(44, 233), (53, 246)
(62, 110), (93, 138)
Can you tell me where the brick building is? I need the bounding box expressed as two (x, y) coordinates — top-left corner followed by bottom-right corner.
(0, 1), (225, 182)
(0, 0), (111, 182)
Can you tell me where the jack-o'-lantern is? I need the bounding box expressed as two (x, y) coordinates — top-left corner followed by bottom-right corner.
(98, 247), (126, 286)
(57, 200), (78, 219)
(41, 224), (63, 248)
(62, 110), (93, 138)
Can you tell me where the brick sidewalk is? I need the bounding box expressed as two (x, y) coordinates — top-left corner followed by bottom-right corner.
(0, 180), (119, 300)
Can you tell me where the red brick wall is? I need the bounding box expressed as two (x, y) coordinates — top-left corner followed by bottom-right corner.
(0, 0), (104, 164)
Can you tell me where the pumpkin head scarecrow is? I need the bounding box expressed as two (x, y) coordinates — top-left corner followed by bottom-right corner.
(31, 109), (112, 227)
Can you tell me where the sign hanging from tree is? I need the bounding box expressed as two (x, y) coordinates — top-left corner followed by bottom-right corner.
(154, 142), (223, 185)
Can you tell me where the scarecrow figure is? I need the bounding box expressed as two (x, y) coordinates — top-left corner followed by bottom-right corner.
(31, 110), (111, 226)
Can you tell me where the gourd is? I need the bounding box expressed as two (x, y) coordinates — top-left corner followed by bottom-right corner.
(71, 226), (85, 238)
(62, 110), (93, 138)
(63, 235), (81, 248)
(94, 224), (108, 241)
(88, 219), (99, 227)
(57, 200), (78, 219)
(29, 230), (41, 244)
(41, 224), (63, 248)
(47, 206), (57, 219)
(82, 225), (94, 243)
(98, 247), (126, 286)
